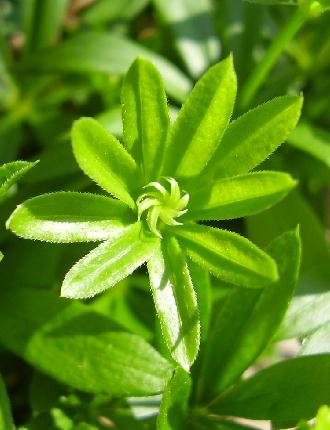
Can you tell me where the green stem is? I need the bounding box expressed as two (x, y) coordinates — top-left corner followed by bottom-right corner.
(239, 7), (307, 111)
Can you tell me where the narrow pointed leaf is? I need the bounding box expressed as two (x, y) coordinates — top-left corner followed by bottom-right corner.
(7, 192), (133, 243)
(0, 373), (14, 430)
(211, 354), (330, 422)
(163, 56), (237, 179)
(187, 171), (297, 221)
(173, 224), (278, 288)
(62, 222), (157, 298)
(122, 58), (170, 181)
(72, 117), (139, 208)
(148, 236), (200, 371)
(198, 228), (301, 401)
(0, 288), (173, 397)
(204, 96), (303, 178)
(157, 368), (192, 430)
(0, 160), (38, 200)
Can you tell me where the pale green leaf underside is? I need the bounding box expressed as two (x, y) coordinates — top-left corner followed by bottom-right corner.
(7, 192), (133, 243)
(204, 95), (303, 179)
(199, 228), (301, 401)
(71, 117), (139, 208)
(187, 171), (297, 220)
(0, 160), (38, 200)
(62, 222), (158, 298)
(173, 224), (278, 288)
(148, 237), (200, 371)
(163, 55), (237, 179)
(244, 0), (298, 4)
(122, 57), (170, 182)
(0, 373), (14, 430)
(0, 288), (173, 397)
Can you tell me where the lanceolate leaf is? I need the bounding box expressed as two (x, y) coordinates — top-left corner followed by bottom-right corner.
(0, 160), (38, 200)
(122, 58), (170, 181)
(72, 117), (139, 208)
(0, 373), (14, 430)
(187, 171), (297, 221)
(62, 222), (158, 299)
(148, 236), (200, 371)
(163, 56), (237, 179)
(203, 96), (303, 179)
(157, 368), (192, 430)
(7, 192), (133, 243)
(198, 228), (301, 401)
(173, 224), (278, 288)
(211, 354), (330, 422)
(0, 288), (173, 397)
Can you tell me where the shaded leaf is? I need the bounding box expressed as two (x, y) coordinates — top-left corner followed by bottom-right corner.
(0, 373), (14, 430)
(0, 288), (172, 397)
(7, 192), (133, 243)
(72, 117), (139, 208)
(173, 224), (278, 288)
(211, 354), (330, 422)
(148, 236), (200, 371)
(187, 171), (297, 220)
(198, 228), (301, 401)
(163, 56), (237, 179)
(157, 368), (191, 430)
(122, 58), (170, 181)
(62, 222), (158, 299)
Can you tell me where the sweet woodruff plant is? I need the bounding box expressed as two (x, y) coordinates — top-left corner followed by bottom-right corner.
(7, 56), (302, 370)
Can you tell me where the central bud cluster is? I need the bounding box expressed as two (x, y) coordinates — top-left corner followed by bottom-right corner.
(136, 177), (189, 238)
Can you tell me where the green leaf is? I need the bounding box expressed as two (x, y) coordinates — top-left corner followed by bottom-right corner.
(157, 368), (191, 430)
(300, 321), (330, 355)
(243, 0), (298, 4)
(288, 122), (330, 169)
(23, 32), (192, 102)
(7, 192), (133, 243)
(198, 228), (301, 401)
(211, 354), (330, 422)
(153, 0), (221, 77)
(72, 117), (139, 208)
(62, 222), (158, 299)
(0, 252), (3, 263)
(187, 171), (297, 221)
(163, 56), (237, 179)
(22, 0), (70, 54)
(0, 160), (38, 200)
(204, 96), (303, 178)
(0, 373), (14, 430)
(82, 0), (150, 24)
(312, 406), (330, 430)
(0, 288), (172, 397)
(148, 236), (200, 371)
(121, 58), (170, 181)
(173, 224), (278, 288)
